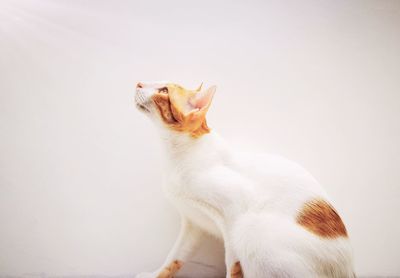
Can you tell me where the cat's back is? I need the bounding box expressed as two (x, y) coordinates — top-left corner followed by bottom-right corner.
(230, 151), (327, 196)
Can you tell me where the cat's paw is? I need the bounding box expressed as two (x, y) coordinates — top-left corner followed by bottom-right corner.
(135, 272), (156, 278)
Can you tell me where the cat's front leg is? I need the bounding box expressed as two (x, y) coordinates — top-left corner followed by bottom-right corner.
(136, 218), (204, 278)
(224, 243), (243, 278)
(135, 261), (183, 278)
(156, 218), (205, 277)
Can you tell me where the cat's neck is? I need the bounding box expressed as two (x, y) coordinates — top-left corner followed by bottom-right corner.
(160, 130), (229, 165)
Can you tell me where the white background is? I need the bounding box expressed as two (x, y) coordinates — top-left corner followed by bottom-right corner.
(0, 0), (399, 276)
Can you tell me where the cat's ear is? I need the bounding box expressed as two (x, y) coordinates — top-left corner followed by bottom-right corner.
(189, 85), (216, 112)
(195, 82), (203, 92)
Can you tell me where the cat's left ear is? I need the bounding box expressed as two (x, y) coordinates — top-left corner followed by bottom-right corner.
(189, 85), (216, 113)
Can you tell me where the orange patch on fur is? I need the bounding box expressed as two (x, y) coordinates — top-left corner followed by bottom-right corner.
(297, 198), (348, 238)
(230, 261), (244, 278)
(152, 93), (177, 125)
(157, 260), (183, 278)
(151, 90), (210, 138)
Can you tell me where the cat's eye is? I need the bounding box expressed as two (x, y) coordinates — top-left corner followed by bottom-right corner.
(159, 87), (168, 94)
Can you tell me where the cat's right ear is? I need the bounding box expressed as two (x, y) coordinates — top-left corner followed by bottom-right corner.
(189, 86), (216, 112)
(183, 86), (216, 125)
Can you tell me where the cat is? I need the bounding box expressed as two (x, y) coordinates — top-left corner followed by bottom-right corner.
(134, 82), (354, 278)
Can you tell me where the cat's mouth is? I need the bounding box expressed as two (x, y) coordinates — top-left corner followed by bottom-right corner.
(136, 102), (150, 112)
(135, 91), (151, 113)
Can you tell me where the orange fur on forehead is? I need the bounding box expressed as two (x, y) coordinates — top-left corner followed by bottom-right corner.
(151, 84), (211, 138)
(167, 84), (197, 114)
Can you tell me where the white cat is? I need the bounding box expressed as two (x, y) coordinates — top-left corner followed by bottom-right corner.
(134, 82), (354, 278)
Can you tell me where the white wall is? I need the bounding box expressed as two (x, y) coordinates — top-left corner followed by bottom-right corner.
(0, 0), (399, 276)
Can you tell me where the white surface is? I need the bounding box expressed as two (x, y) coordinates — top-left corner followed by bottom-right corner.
(0, 0), (399, 276)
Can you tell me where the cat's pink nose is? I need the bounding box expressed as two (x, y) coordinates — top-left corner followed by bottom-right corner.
(136, 82), (143, 89)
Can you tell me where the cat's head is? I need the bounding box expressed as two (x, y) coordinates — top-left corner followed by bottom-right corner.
(135, 82), (216, 138)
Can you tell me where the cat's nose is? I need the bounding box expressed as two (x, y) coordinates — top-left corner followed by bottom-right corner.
(136, 82), (143, 89)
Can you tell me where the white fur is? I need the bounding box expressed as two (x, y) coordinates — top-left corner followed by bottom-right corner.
(135, 83), (354, 278)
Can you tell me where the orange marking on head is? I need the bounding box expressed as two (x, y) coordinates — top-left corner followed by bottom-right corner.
(151, 84), (213, 138)
(152, 93), (177, 124)
(297, 198), (348, 238)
